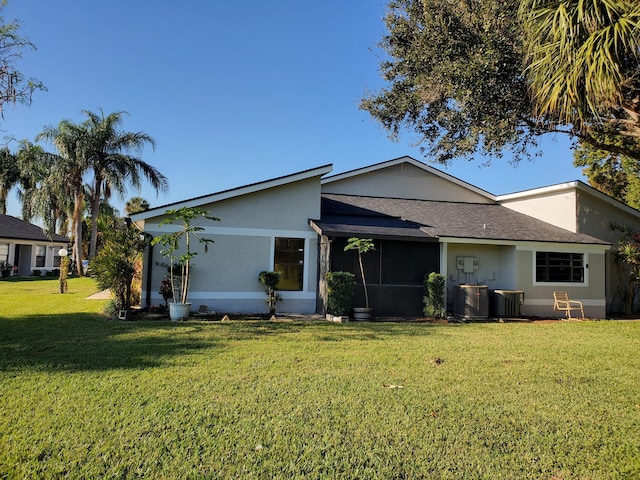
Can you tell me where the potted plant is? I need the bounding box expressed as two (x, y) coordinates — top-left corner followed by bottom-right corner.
(0, 261), (12, 277)
(258, 270), (282, 315)
(151, 206), (219, 321)
(344, 237), (375, 320)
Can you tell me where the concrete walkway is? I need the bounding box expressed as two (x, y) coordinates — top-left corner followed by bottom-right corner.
(86, 289), (111, 300)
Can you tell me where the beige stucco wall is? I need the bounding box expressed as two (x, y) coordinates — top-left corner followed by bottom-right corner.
(575, 190), (640, 312)
(322, 163), (494, 203)
(515, 246), (607, 319)
(443, 241), (608, 318)
(142, 177), (322, 314)
(499, 188), (578, 232)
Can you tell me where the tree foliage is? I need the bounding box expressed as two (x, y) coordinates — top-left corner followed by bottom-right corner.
(79, 109), (166, 261)
(0, 145), (17, 214)
(15, 140), (69, 235)
(573, 124), (640, 208)
(362, 0), (640, 164)
(125, 196), (150, 216)
(90, 219), (148, 311)
(0, 1), (44, 119)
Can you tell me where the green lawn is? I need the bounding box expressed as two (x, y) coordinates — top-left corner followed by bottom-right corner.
(1, 278), (639, 479)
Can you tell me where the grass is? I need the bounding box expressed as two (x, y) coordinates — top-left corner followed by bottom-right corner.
(0, 278), (639, 479)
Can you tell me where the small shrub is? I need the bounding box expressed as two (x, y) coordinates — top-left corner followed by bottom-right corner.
(102, 299), (119, 319)
(258, 271), (282, 314)
(326, 271), (355, 316)
(423, 272), (446, 318)
(159, 276), (173, 308)
(32, 269), (42, 277)
(52, 269), (60, 277)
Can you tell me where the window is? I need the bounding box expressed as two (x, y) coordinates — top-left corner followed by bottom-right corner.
(35, 245), (46, 268)
(274, 238), (304, 291)
(536, 251), (584, 283)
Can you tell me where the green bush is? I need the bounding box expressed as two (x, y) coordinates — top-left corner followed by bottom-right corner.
(258, 271), (282, 314)
(326, 271), (355, 316)
(32, 269), (41, 277)
(423, 272), (446, 318)
(91, 222), (148, 311)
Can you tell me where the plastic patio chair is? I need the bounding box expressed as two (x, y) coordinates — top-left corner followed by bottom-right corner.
(553, 291), (584, 319)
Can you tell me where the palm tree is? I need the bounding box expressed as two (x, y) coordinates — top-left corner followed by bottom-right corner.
(37, 119), (89, 275)
(0, 147), (18, 215)
(125, 196), (150, 216)
(519, 0), (640, 134)
(80, 109), (167, 261)
(15, 140), (70, 235)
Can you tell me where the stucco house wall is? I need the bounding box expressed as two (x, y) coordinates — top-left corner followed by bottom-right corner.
(137, 170), (328, 314)
(514, 244), (607, 318)
(322, 159), (495, 204)
(498, 185), (579, 232)
(133, 156), (635, 319)
(575, 188), (640, 312)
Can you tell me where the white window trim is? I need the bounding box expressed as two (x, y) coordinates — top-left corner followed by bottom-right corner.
(532, 250), (589, 287)
(270, 236), (308, 293)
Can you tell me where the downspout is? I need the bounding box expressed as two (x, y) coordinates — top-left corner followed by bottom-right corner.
(130, 218), (154, 309)
(144, 236), (154, 309)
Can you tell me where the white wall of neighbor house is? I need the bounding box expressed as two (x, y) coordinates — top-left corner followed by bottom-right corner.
(0, 240), (67, 275)
(141, 177), (322, 314)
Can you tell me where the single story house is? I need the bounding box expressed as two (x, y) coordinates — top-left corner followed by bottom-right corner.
(0, 214), (69, 276)
(131, 156), (640, 318)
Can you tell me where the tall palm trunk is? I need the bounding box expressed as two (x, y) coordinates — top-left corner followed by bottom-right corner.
(358, 252), (369, 309)
(72, 190), (85, 276)
(88, 176), (103, 260)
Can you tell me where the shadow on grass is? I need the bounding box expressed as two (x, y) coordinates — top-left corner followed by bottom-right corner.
(0, 314), (447, 373)
(0, 313), (216, 373)
(212, 317), (444, 342)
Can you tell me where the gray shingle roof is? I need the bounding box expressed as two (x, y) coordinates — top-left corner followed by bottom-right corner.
(0, 215), (68, 243)
(315, 194), (608, 245)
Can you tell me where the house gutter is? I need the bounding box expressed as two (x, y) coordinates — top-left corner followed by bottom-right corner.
(144, 236), (154, 308)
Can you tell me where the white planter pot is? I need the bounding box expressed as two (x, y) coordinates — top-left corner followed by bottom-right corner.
(169, 302), (191, 322)
(352, 307), (372, 321)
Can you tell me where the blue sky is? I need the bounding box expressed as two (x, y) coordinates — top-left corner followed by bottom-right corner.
(3, 0), (585, 218)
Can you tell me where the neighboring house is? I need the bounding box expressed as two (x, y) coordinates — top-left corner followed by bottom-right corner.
(0, 215), (69, 276)
(132, 156), (640, 318)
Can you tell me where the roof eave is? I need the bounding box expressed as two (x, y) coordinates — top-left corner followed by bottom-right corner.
(132, 164), (333, 221)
